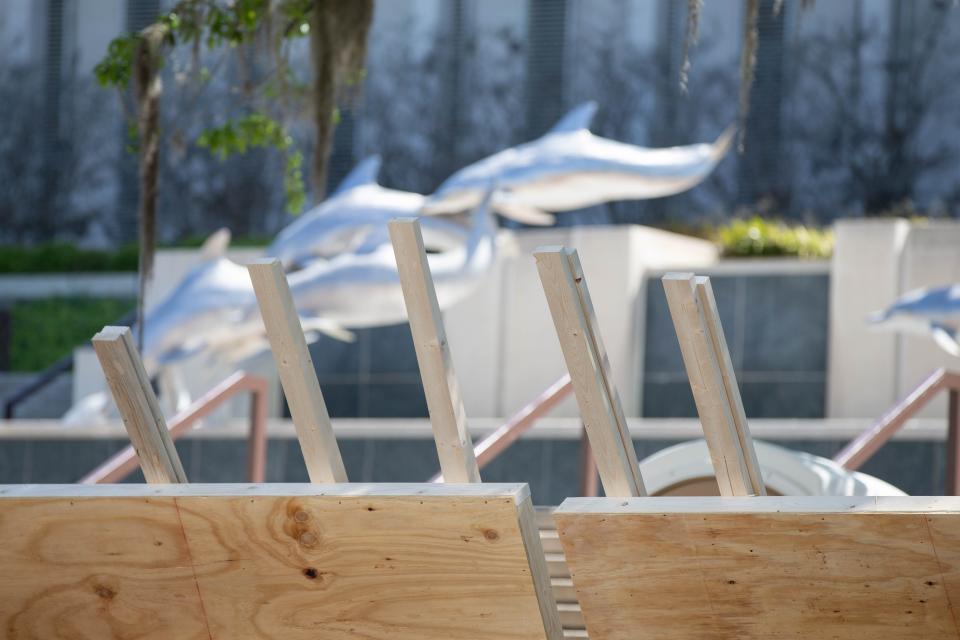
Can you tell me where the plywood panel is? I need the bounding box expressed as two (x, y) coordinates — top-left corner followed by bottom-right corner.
(0, 495), (208, 639)
(556, 496), (960, 640)
(0, 484), (560, 640)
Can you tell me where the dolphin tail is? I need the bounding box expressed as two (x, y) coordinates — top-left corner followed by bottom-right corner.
(491, 191), (556, 226)
(931, 322), (960, 357)
(711, 125), (737, 163)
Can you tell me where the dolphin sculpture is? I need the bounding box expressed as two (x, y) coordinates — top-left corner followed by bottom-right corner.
(868, 284), (960, 356)
(422, 101), (735, 220)
(63, 183), (498, 425)
(268, 155), (469, 269)
(286, 185), (496, 327)
(141, 188), (495, 371)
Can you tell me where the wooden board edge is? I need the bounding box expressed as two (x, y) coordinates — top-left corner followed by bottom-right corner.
(0, 482), (532, 499)
(516, 492), (565, 640)
(554, 495), (960, 515)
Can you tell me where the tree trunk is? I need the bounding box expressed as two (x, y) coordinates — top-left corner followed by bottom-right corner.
(309, 0), (374, 201)
(309, 4), (337, 200)
(133, 24), (166, 352)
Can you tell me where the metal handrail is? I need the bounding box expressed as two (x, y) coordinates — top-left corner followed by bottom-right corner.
(429, 373), (575, 481)
(834, 368), (960, 493)
(79, 370), (270, 484)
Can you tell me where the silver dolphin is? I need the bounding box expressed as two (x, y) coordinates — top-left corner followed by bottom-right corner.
(422, 101), (734, 220)
(65, 190), (496, 425)
(136, 187), (496, 372)
(268, 155), (467, 268)
(285, 186), (496, 328)
(868, 284), (960, 356)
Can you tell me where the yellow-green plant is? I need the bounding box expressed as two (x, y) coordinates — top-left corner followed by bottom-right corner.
(715, 216), (833, 258)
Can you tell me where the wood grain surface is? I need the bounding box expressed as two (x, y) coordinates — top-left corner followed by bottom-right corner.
(556, 496), (960, 639)
(0, 484), (559, 639)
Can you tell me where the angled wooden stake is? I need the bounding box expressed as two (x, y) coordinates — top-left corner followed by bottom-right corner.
(535, 247), (645, 497)
(389, 218), (481, 483)
(662, 273), (764, 496)
(92, 326), (187, 484)
(248, 259), (347, 483)
(695, 276), (765, 495)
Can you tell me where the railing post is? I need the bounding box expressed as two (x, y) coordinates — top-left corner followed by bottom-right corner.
(247, 377), (269, 483)
(578, 423), (599, 497)
(948, 390), (960, 495)
(0, 305), (11, 373)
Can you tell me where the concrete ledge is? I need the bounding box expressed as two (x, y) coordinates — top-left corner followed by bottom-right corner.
(0, 273), (137, 300)
(0, 417), (949, 441)
(647, 258), (830, 277)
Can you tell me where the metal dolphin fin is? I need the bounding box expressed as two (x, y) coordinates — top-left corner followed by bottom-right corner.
(332, 155), (382, 196)
(547, 101), (598, 134)
(201, 228), (231, 260)
(931, 322), (960, 357)
(491, 191), (556, 226)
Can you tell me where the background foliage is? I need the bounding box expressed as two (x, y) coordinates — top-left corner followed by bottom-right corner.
(9, 298), (134, 371)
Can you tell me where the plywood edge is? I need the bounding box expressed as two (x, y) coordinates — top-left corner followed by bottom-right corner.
(0, 482), (531, 500)
(516, 493), (565, 640)
(554, 496), (960, 516)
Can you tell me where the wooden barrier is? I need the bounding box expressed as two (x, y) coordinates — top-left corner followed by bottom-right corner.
(248, 258), (348, 483)
(662, 273), (764, 496)
(0, 483), (562, 640)
(92, 326), (187, 484)
(389, 219), (481, 483)
(535, 247), (645, 498)
(555, 496), (960, 639)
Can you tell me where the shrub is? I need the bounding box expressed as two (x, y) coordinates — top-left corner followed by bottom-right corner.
(0, 238), (267, 273)
(714, 216), (834, 259)
(8, 297), (135, 371)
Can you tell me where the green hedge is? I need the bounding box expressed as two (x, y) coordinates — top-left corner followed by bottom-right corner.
(9, 298), (134, 371)
(0, 221), (834, 273)
(0, 236), (270, 274)
(714, 217), (834, 259)
(0, 244), (139, 273)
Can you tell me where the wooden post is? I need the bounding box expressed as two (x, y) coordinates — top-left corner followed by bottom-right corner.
(535, 247), (645, 497)
(247, 259), (347, 483)
(388, 218), (481, 483)
(662, 273), (764, 496)
(694, 276), (765, 495)
(92, 326), (187, 484)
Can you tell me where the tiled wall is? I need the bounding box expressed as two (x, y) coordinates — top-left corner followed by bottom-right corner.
(306, 323), (428, 418)
(0, 436), (947, 501)
(643, 273), (830, 418)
